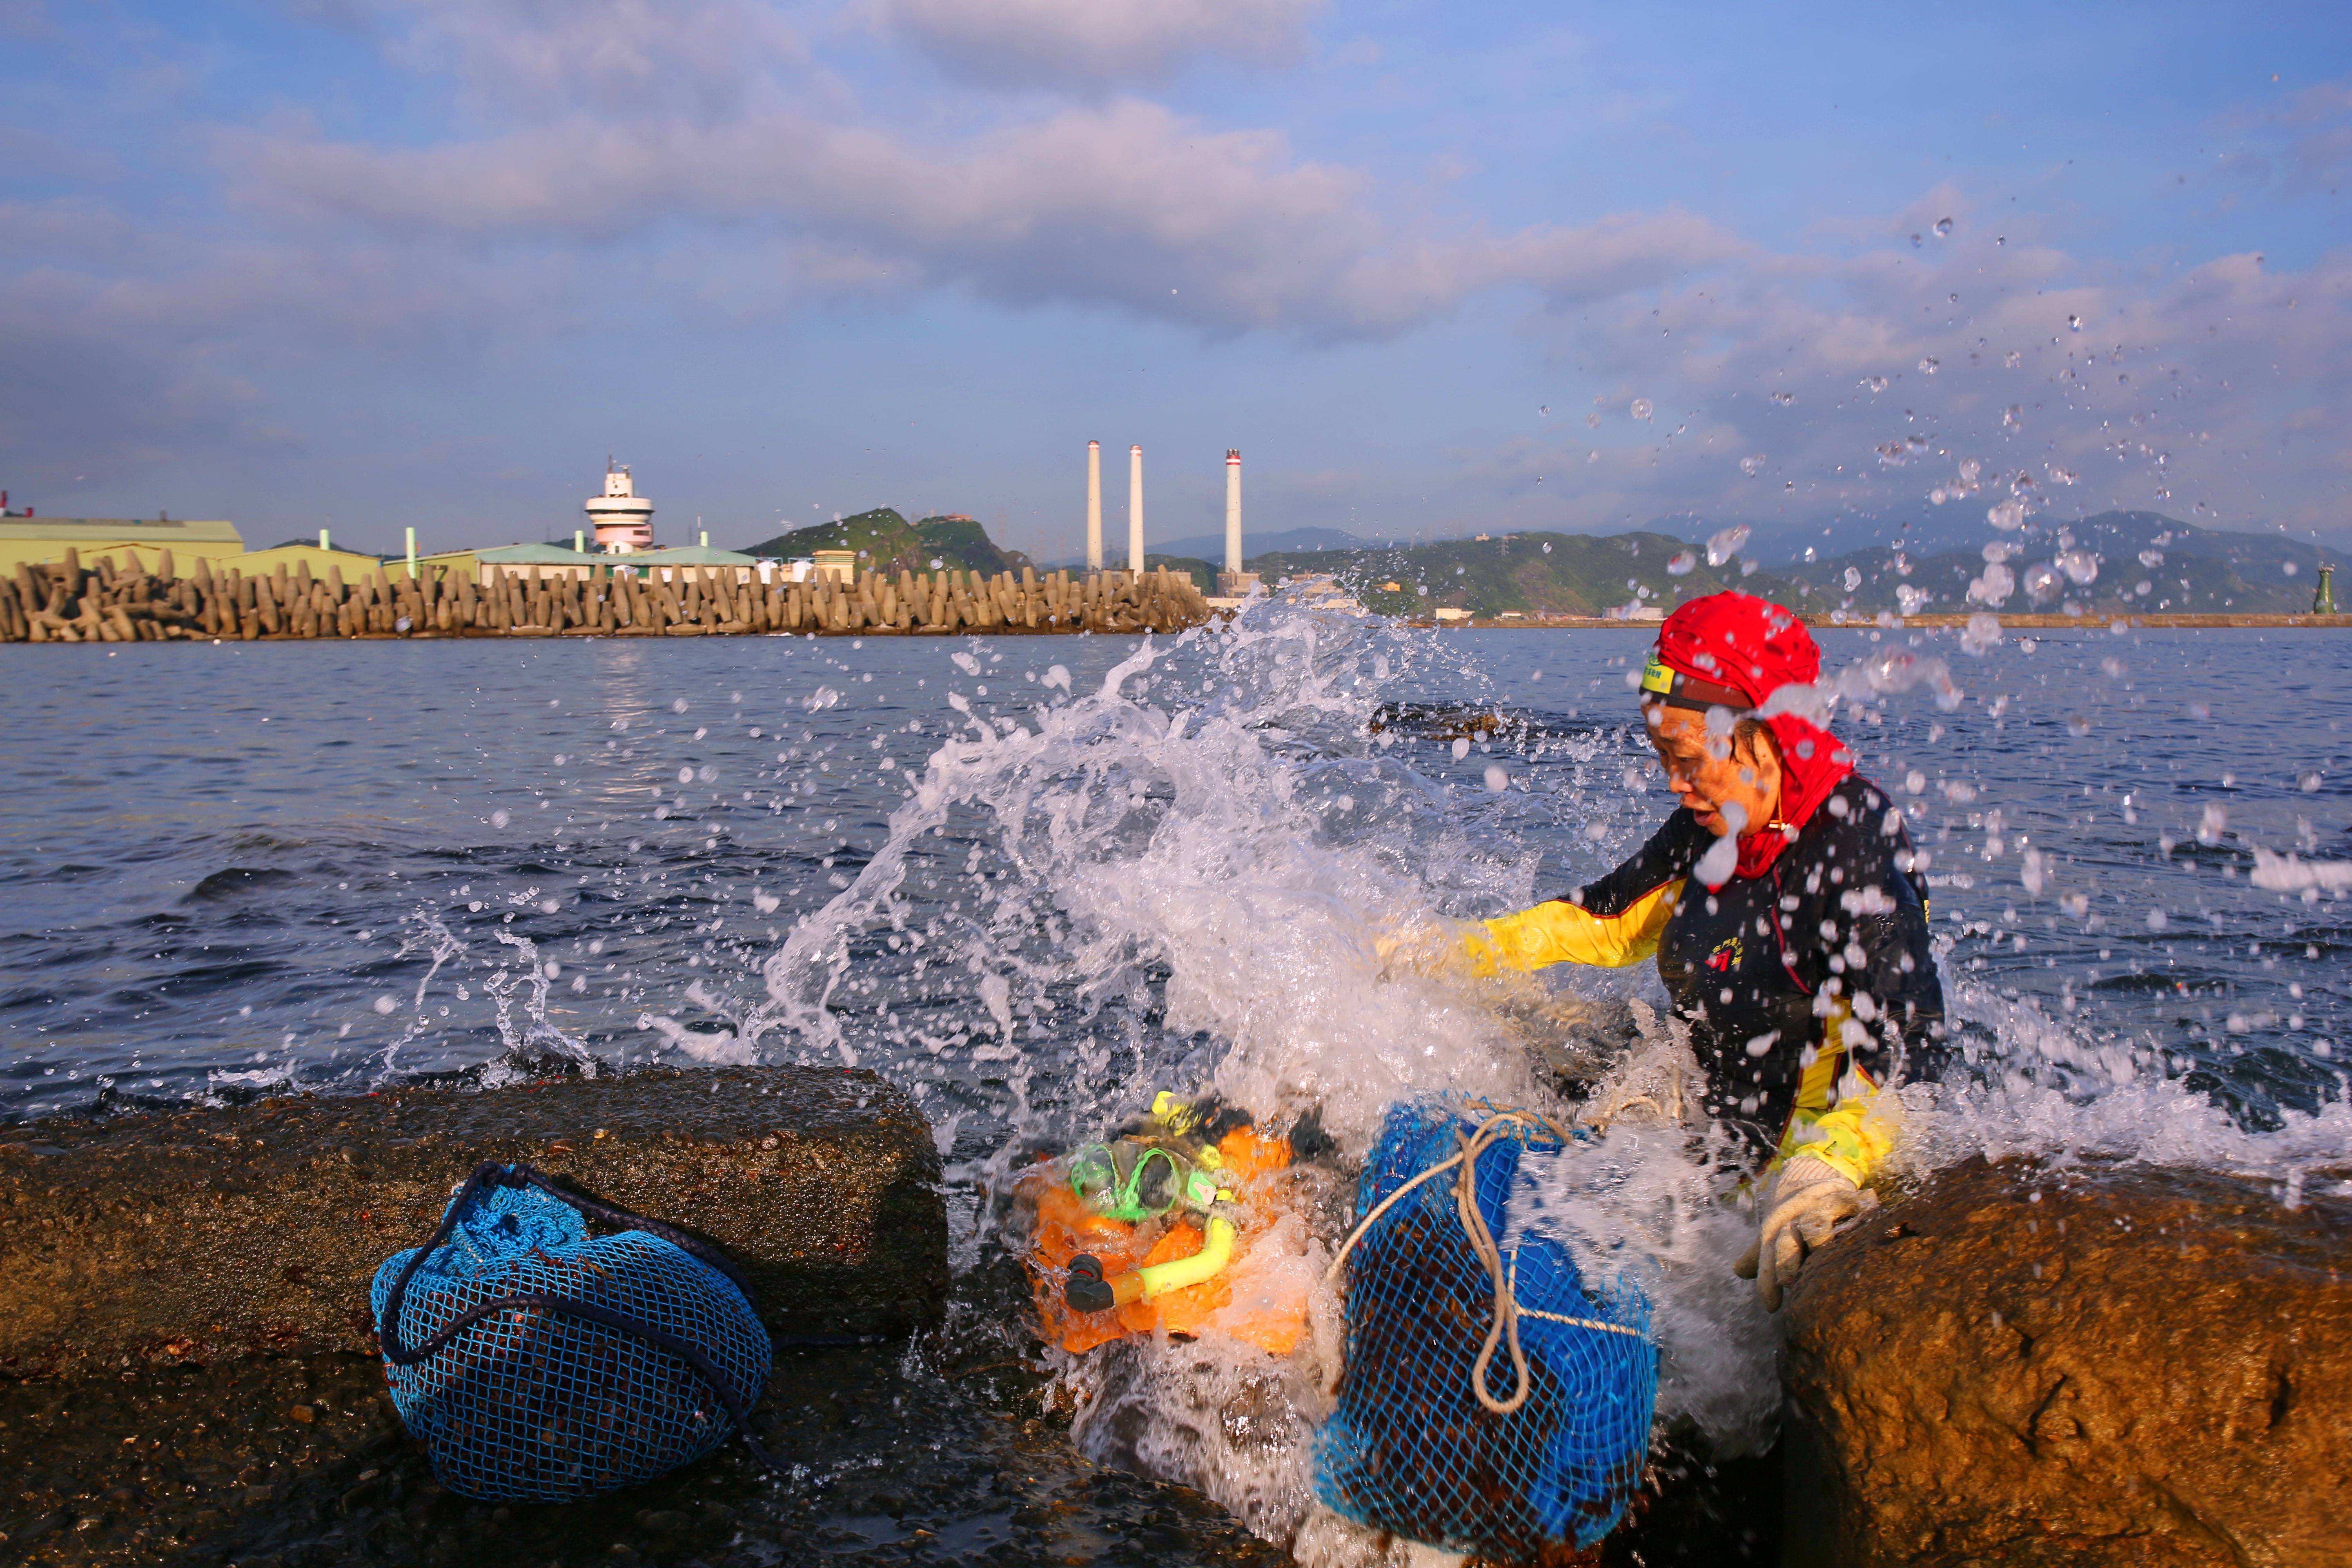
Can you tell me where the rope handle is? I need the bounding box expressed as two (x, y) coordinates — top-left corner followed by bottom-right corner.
(375, 1161), (782, 1473)
(1322, 1108), (1581, 1417)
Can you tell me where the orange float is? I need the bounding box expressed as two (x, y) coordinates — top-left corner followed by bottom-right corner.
(1021, 1108), (1318, 1358)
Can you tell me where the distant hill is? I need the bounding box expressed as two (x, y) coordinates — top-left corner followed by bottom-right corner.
(741, 509), (1034, 579)
(1772, 510), (2330, 616)
(1143, 554), (1220, 593)
(1043, 525), (1376, 568)
(1241, 530), (1805, 619)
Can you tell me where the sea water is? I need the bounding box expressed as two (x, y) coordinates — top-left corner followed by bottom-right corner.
(5, 612), (2348, 1556)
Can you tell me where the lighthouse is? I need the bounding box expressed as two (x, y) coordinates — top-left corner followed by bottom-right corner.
(585, 460), (655, 553)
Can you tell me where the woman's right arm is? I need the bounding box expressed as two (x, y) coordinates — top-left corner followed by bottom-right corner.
(1462, 811), (1702, 975)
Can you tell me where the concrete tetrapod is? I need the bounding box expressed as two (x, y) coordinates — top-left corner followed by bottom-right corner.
(0, 1065), (948, 1377)
(1780, 1154), (2352, 1567)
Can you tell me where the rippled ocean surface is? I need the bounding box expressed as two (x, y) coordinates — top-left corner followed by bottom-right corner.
(8, 617), (2346, 1132)
(11, 610), (2350, 1552)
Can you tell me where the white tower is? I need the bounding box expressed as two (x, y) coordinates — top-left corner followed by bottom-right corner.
(1127, 443), (1145, 574)
(1224, 449), (1242, 572)
(1216, 446), (1261, 599)
(1086, 441), (1103, 572)
(584, 459), (654, 553)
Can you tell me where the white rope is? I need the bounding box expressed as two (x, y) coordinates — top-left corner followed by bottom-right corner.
(1322, 1107), (1582, 1417)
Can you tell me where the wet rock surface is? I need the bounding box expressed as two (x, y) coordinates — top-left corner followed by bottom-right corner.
(0, 1066), (948, 1376)
(0, 1341), (1292, 1567)
(0, 1339), (1775, 1568)
(1781, 1154), (2352, 1567)
(0, 1063), (1782, 1566)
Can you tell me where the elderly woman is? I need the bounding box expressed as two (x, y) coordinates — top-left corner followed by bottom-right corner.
(1466, 591), (1944, 1309)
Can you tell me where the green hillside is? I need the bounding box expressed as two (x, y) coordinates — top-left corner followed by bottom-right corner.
(1773, 511), (2330, 616)
(741, 509), (1035, 579)
(1243, 530), (1804, 619)
(1145, 553), (1219, 593)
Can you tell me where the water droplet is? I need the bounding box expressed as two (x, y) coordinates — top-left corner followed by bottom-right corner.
(2002, 405), (2025, 431)
(1541, 541), (1552, 553)
(1861, 375), (1889, 393)
(2056, 548), (2100, 586)
(1770, 390), (1795, 406)
(490, 809), (511, 829)
(1451, 737), (1471, 761)
(1705, 524), (1750, 565)
(1987, 500), (2025, 531)
(1934, 217), (1954, 237)
(1630, 398), (1654, 421)
(1483, 764), (1510, 792)
(1843, 566), (1863, 591)
(1738, 454), (1766, 477)
(2301, 772), (2323, 793)
(1538, 404), (1550, 415)
(1918, 356), (1940, 374)
(2068, 314), (2083, 332)
(1586, 411), (1601, 428)
(373, 996), (398, 1015)
(1668, 549), (1698, 577)
(2146, 908), (2169, 931)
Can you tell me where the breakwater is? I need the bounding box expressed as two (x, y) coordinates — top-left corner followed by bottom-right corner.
(0, 548), (1216, 643)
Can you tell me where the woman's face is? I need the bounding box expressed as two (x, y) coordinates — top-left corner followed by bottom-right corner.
(1645, 704), (1782, 837)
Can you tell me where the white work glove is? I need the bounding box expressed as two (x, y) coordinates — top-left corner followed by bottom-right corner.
(1733, 1157), (1875, 1312)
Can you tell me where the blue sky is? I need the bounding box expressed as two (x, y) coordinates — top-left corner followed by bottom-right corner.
(3, 0), (2346, 561)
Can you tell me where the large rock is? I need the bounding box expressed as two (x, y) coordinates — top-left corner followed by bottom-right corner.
(0, 1065), (947, 1376)
(1781, 1155), (2352, 1567)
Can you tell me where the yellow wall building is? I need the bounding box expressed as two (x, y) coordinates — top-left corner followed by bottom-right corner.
(0, 517), (245, 575)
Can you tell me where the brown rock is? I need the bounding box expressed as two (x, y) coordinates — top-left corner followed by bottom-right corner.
(1781, 1155), (2352, 1567)
(0, 1065), (947, 1376)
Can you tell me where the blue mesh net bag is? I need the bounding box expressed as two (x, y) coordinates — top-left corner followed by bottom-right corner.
(1313, 1100), (1659, 1557)
(371, 1162), (776, 1503)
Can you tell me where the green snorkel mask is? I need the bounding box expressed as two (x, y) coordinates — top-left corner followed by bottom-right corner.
(1067, 1140), (1221, 1222)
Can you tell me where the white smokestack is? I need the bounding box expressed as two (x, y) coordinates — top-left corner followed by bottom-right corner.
(1224, 449), (1242, 574)
(1128, 443), (1145, 574)
(1086, 440), (1102, 572)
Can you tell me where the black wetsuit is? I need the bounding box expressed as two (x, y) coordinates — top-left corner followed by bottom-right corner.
(1568, 774), (1946, 1158)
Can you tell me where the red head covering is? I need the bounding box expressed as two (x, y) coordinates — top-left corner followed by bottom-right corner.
(1648, 591), (1852, 880)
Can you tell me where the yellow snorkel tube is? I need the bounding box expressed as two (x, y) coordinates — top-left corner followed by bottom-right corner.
(1065, 1214), (1238, 1311)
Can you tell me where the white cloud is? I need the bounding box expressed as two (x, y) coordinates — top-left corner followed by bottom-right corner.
(864, 0), (1325, 90)
(6, 6), (2346, 544)
(220, 95), (1745, 341)
(1479, 200), (2352, 539)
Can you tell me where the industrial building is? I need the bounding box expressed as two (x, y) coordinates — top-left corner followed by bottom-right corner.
(0, 515), (246, 576)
